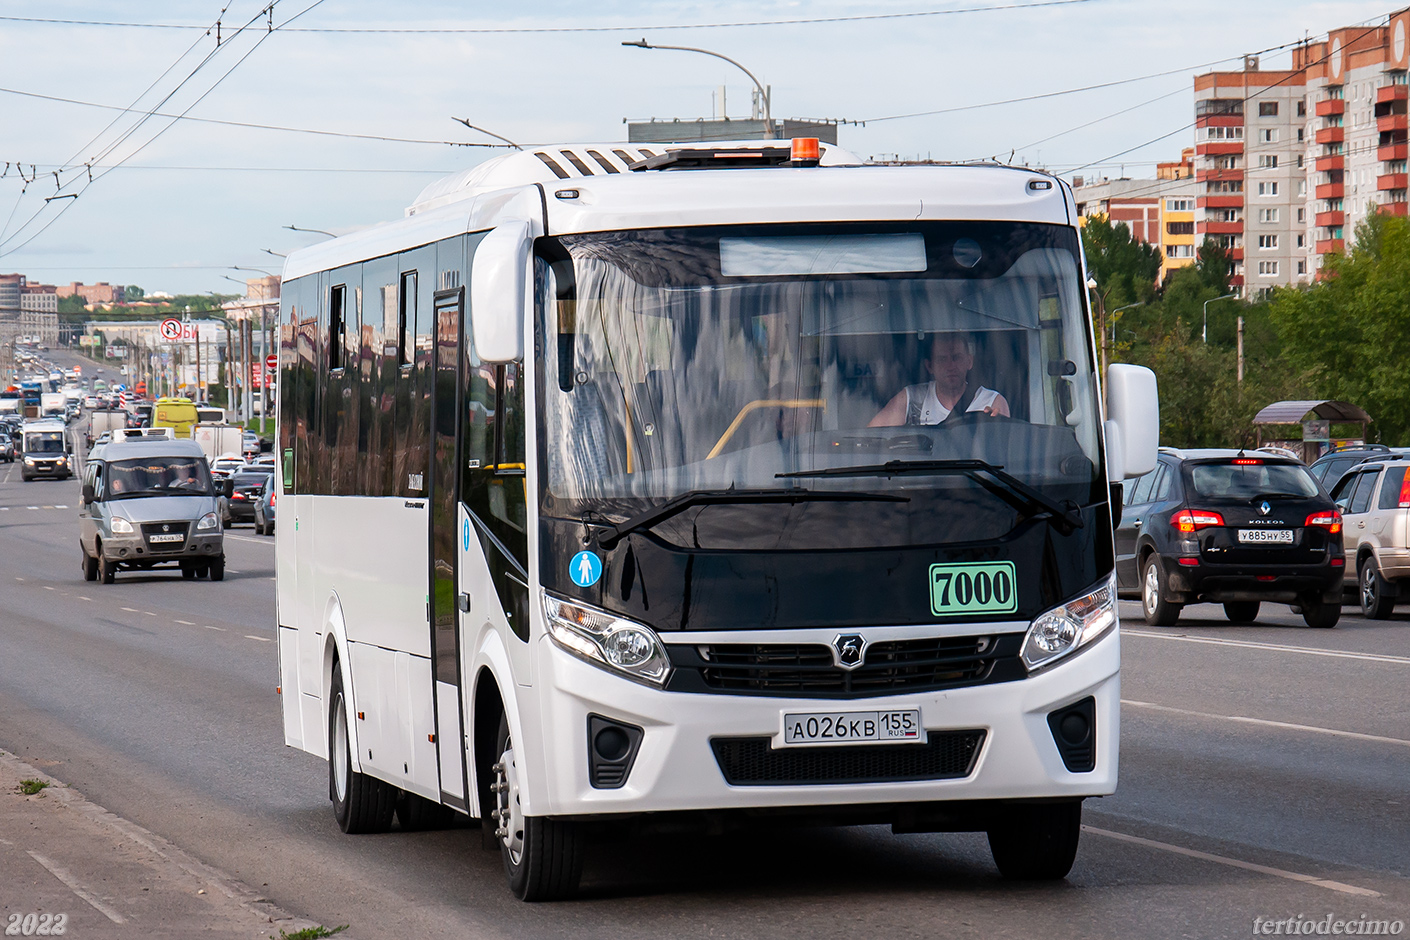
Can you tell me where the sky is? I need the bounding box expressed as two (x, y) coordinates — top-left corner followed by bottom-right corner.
(0, 0), (1394, 295)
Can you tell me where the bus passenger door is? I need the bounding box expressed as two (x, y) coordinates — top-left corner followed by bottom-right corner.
(429, 287), (469, 810)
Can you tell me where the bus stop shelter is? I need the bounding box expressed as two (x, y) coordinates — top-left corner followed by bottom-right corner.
(1253, 400), (1371, 462)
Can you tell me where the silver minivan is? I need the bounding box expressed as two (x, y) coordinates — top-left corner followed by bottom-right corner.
(78, 428), (226, 583)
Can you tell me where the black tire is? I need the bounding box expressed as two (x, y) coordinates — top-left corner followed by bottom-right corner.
(207, 557), (225, 581)
(1359, 558), (1396, 620)
(987, 801), (1083, 880)
(82, 549), (98, 582)
(1302, 597), (1341, 629)
(397, 792), (456, 831)
(1141, 555), (1182, 627)
(181, 563), (196, 580)
(98, 545), (116, 584)
(492, 714), (583, 901)
(329, 668), (397, 834)
(1222, 601), (1260, 623)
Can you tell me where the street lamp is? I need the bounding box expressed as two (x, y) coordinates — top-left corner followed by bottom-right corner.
(1202, 292), (1239, 344)
(283, 224), (336, 238)
(1109, 301), (1144, 354)
(622, 39), (772, 133)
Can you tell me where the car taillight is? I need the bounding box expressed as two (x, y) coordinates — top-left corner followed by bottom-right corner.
(1305, 510), (1342, 534)
(1400, 474), (1410, 509)
(270, 492), (276, 507)
(1173, 509), (1224, 532)
(1231, 458), (1263, 465)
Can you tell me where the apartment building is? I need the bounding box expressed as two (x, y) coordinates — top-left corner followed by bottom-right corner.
(1070, 170), (1200, 282)
(1296, 12), (1409, 272)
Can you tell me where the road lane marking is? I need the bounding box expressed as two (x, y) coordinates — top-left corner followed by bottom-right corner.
(1122, 700), (1410, 748)
(78, 596), (91, 602)
(54, 504), (67, 508)
(142, 611), (155, 616)
(27, 851), (128, 923)
(175, 620), (194, 625)
(245, 635), (271, 642)
(1122, 629), (1410, 665)
(26, 506), (37, 510)
(203, 625), (225, 631)
(1082, 826), (1381, 897)
(42, 586), (53, 590)
(224, 535), (271, 545)
(120, 607), (138, 613)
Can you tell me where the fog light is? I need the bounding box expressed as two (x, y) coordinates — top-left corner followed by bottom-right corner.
(1047, 697), (1096, 773)
(587, 715), (642, 789)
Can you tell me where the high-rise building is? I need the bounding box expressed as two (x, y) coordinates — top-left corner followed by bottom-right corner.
(1070, 173), (1201, 282)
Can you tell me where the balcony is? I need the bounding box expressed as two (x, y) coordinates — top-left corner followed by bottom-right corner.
(1197, 114), (1245, 127)
(1379, 113), (1409, 133)
(1229, 275), (1244, 289)
(1315, 210), (1345, 227)
(1197, 195), (1244, 208)
(1316, 98), (1346, 116)
(1381, 201), (1409, 217)
(1316, 182), (1345, 199)
(1378, 85), (1408, 104)
(1316, 239), (1345, 255)
(1196, 141), (1244, 156)
(1378, 173), (1409, 191)
(1196, 168), (1244, 182)
(1202, 221), (1244, 234)
(1315, 125), (1345, 144)
(1229, 248), (1245, 261)
(1315, 154), (1345, 172)
(1379, 143), (1408, 162)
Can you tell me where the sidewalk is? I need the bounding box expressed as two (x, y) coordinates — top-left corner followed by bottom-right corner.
(0, 748), (325, 939)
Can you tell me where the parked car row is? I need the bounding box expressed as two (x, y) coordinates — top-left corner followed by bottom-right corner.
(1117, 445), (1410, 627)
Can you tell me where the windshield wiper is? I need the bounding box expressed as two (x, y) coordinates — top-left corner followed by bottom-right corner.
(777, 459), (1084, 534)
(595, 487), (909, 549)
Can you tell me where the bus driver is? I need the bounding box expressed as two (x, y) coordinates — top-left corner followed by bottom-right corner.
(868, 332), (1010, 427)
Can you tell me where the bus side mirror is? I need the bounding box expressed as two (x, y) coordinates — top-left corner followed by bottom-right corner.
(470, 220), (532, 363)
(1105, 363), (1159, 482)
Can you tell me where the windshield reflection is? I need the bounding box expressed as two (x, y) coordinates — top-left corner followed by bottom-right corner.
(536, 222), (1103, 544)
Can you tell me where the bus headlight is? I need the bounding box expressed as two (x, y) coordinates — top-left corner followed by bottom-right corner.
(1021, 572), (1117, 672)
(110, 517), (135, 535)
(543, 593), (671, 687)
(196, 512), (219, 531)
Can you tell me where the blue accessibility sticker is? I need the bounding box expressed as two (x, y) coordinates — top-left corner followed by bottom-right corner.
(569, 551), (603, 588)
(463, 518), (472, 552)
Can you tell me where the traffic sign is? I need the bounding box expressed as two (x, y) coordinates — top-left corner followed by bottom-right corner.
(159, 318), (182, 341)
(266, 354), (278, 372)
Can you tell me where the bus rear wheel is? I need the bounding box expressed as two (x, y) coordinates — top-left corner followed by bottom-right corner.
(987, 800), (1083, 880)
(328, 668), (396, 834)
(492, 714), (583, 901)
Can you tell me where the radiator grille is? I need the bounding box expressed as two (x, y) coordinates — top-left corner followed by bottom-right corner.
(711, 731), (985, 786)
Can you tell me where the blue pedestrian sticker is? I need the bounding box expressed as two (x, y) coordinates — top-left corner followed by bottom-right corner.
(569, 551), (603, 588)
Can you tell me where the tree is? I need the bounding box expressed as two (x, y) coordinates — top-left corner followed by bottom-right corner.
(1194, 238), (1233, 294)
(1080, 214), (1164, 308)
(57, 293), (87, 313)
(1268, 210), (1410, 441)
(124, 285), (145, 301)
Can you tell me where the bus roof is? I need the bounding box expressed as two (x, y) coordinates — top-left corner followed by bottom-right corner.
(283, 146), (1073, 282)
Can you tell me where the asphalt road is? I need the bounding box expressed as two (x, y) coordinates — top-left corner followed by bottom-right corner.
(1, 469), (1407, 939)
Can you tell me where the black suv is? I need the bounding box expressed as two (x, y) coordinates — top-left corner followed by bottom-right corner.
(1116, 449), (1345, 628)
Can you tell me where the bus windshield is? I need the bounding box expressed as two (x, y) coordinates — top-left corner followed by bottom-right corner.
(25, 432), (65, 454)
(536, 222), (1103, 546)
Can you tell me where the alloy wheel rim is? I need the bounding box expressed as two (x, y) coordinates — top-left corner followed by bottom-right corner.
(1362, 567), (1377, 611)
(1144, 564), (1159, 614)
(495, 742), (525, 865)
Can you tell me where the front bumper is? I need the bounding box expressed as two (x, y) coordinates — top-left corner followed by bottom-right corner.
(100, 531), (223, 563)
(1161, 554), (1343, 604)
(520, 627), (1119, 818)
(22, 460), (70, 478)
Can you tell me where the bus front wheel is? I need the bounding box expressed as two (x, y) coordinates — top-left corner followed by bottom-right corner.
(492, 714), (583, 901)
(328, 668), (396, 834)
(987, 800), (1082, 880)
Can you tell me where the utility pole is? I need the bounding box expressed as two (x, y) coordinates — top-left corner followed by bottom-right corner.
(1237, 315), (1245, 385)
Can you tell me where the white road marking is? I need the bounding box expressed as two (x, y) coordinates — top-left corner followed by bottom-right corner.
(142, 611), (155, 617)
(54, 504), (67, 509)
(120, 607), (138, 613)
(26, 505), (38, 510)
(1123, 700), (1410, 748)
(1083, 826), (1381, 897)
(78, 596), (91, 602)
(175, 620), (194, 625)
(42, 586), (54, 591)
(1122, 628), (1410, 665)
(14, 577), (23, 581)
(203, 625), (225, 631)
(224, 535), (270, 544)
(244, 635), (271, 642)
(27, 850), (128, 923)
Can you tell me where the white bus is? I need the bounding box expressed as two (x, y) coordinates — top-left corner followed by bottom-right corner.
(275, 139), (1158, 900)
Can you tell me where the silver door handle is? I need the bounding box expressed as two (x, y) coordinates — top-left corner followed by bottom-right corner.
(457, 592), (472, 612)
(1133, 519), (1142, 527)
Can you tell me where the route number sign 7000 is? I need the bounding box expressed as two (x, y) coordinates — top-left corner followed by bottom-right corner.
(929, 561), (1018, 616)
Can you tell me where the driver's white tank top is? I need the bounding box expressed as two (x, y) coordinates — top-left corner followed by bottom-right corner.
(903, 382), (1000, 425)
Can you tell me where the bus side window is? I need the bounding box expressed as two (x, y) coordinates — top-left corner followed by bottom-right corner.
(329, 284), (346, 371)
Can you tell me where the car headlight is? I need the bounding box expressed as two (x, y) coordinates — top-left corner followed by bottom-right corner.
(56, 455), (67, 464)
(1021, 572), (1118, 672)
(110, 517), (135, 535)
(196, 512), (219, 531)
(23, 457), (34, 465)
(543, 593), (671, 687)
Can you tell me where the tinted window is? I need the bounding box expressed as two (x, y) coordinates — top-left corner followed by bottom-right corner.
(1187, 461), (1318, 500)
(231, 472), (269, 487)
(1128, 467), (1158, 505)
(1151, 464), (1173, 501)
(107, 457), (213, 497)
(1349, 470), (1378, 514)
(1377, 466), (1408, 511)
